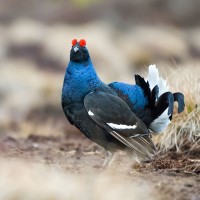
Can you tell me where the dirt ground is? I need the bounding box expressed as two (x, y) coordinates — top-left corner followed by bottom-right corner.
(1, 2), (200, 198)
(0, 132), (199, 200)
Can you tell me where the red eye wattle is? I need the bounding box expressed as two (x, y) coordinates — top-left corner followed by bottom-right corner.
(72, 39), (77, 46)
(79, 39), (86, 47)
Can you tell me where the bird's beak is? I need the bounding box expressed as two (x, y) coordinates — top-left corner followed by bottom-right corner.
(73, 46), (79, 52)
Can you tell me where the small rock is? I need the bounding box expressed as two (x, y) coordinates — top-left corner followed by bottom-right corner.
(165, 170), (177, 176)
(184, 183), (193, 187)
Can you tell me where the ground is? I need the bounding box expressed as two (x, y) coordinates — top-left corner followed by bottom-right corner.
(0, 131), (199, 200)
(1, 2), (200, 198)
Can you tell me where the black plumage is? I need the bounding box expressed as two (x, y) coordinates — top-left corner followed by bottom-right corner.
(62, 40), (185, 166)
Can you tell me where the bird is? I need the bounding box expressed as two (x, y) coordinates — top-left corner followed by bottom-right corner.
(61, 39), (185, 166)
(109, 65), (185, 133)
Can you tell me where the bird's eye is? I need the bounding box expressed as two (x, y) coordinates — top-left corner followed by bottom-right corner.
(72, 39), (77, 46)
(79, 39), (86, 47)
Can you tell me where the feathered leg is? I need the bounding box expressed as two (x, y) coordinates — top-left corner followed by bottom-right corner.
(102, 151), (115, 167)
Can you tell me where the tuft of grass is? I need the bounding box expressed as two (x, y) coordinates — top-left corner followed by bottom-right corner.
(154, 64), (200, 157)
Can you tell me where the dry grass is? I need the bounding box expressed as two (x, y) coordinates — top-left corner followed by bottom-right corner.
(0, 65), (199, 199)
(1, 38), (200, 199)
(154, 64), (200, 157)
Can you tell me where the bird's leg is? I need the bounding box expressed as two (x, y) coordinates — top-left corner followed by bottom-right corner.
(102, 151), (115, 168)
(127, 151), (140, 164)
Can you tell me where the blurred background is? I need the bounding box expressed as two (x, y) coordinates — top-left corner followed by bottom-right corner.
(0, 0), (200, 140)
(1, 2), (200, 199)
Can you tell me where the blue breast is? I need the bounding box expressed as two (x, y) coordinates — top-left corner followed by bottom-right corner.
(62, 59), (103, 105)
(109, 82), (148, 112)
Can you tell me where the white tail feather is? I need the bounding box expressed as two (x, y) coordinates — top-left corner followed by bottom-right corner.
(148, 64), (169, 96)
(150, 109), (170, 133)
(147, 65), (171, 133)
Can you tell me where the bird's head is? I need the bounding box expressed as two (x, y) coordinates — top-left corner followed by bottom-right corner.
(70, 39), (90, 62)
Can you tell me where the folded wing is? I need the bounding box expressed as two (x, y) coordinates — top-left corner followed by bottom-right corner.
(84, 91), (156, 159)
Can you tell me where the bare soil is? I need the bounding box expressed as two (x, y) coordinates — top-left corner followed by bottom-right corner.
(0, 132), (199, 200)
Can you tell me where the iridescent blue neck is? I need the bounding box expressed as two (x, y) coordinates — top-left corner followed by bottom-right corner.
(62, 58), (103, 104)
